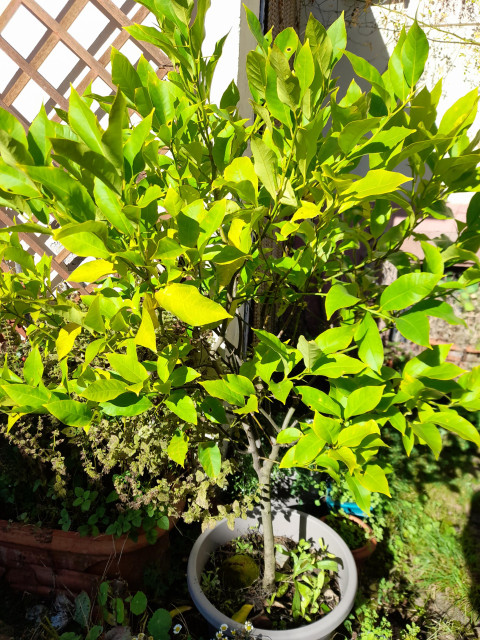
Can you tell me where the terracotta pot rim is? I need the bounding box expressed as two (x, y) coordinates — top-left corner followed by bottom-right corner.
(0, 514), (176, 554)
(321, 513), (377, 556)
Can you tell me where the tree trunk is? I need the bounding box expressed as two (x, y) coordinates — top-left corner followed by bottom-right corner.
(258, 469), (276, 594)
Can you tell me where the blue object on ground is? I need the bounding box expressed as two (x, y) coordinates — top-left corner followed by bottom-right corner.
(326, 489), (370, 518)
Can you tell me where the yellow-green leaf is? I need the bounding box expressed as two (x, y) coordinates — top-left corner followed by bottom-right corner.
(135, 304), (157, 352)
(167, 429), (189, 466)
(155, 284), (231, 326)
(341, 169), (412, 203)
(56, 323), (82, 361)
(68, 260), (116, 283)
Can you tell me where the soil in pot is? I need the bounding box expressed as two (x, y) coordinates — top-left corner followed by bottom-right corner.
(201, 531), (341, 631)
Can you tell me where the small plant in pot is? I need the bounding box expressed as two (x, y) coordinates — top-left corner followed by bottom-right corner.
(1, 0), (480, 634)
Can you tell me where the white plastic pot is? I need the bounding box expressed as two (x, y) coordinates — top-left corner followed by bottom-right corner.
(187, 509), (358, 640)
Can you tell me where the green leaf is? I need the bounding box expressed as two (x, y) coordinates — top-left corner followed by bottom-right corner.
(244, 4), (268, 52)
(100, 393), (152, 417)
(411, 422), (442, 459)
(81, 379), (129, 402)
(1, 384), (50, 409)
(23, 347), (43, 387)
(102, 89), (127, 169)
(200, 379), (244, 407)
(84, 339), (105, 367)
(277, 427), (303, 444)
(401, 20), (429, 87)
(56, 323), (82, 361)
(85, 626), (103, 640)
(421, 241), (443, 275)
(224, 156), (258, 203)
(380, 273), (440, 311)
(325, 284), (360, 320)
(155, 284), (231, 326)
(315, 325), (355, 354)
(268, 379), (293, 403)
(46, 400), (92, 430)
(294, 432), (325, 465)
(24, 166), (96, 222)
(106, 342), (149, 384)
(387, 27), (409, 101)
(165, 390), (197, 425)
(224, 374), (255, 397)
(438, 88), (478, 137)
(200, 397), (227, 424)
(311, 412), (342, 445)
(198, 442), (221, 477)
(135, 304), (157, 353)
(0, 161), (40, 197)
(251, 135), (278, 199)
(111, 48), (142, 102)
(355, 314), (383, 373)
(338, 117), (381, 154)
(345, 476), (371, 515)
(341, 170), (411, 204)
(2, 222), (51, 235)
(328, 447), (357, 473)
(344, 52), (385, 92)
(344, 386), (385, 419)
(154, 237), (184, 260)
(130, 591), (148, 616)
(68, 260), (115, 283)
(50, 138), (121, 194)
(297, 386), (342, 417)
(169, 366), (199, 387)
(429, 410), (480, 447)
(191, 0), (211, 55)
(84, 296), (105, 334)
(94, 180), (135, 236)
(294, 40), (315, 94)
(69, 88), (104, 154)
(124, 110), (154, 165)
(297, 335), (322, 370)
(337, 419), (380, 448)
(327, 12), (347, 63)
(73, 591), (91, 628)
(395, 310), (430, 347)
(312, 354), (366, 378)
(220, 79), (240, 109)
(167, 430), (189, 467)
(55, 222), (110, 259)
(356, 464), (391, 497)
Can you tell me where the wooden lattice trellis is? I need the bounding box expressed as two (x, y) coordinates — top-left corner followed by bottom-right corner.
(0, 0), (172, 288)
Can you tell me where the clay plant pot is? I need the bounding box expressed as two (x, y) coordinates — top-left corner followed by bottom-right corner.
(321, 514), (377, 567)
(187, 509), (357, 640)
(0, 514), (178, 596)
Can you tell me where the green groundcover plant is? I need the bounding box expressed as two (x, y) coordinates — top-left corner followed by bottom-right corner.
(0, 0), (480, 617)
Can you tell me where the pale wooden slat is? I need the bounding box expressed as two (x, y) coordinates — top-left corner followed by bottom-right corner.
(20, 0), (116, 90)
(0, 35), (69, 110)
(90, 0), (171, 68)
(2, 0), (89, 106)
(0, 0), (22, 32)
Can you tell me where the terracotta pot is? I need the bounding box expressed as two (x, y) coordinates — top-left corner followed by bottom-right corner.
(0, 514), (178, 596)
(321, 514), (376, 567)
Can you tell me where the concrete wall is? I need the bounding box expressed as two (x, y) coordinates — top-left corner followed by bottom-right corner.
(299, 0), (480, 204)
